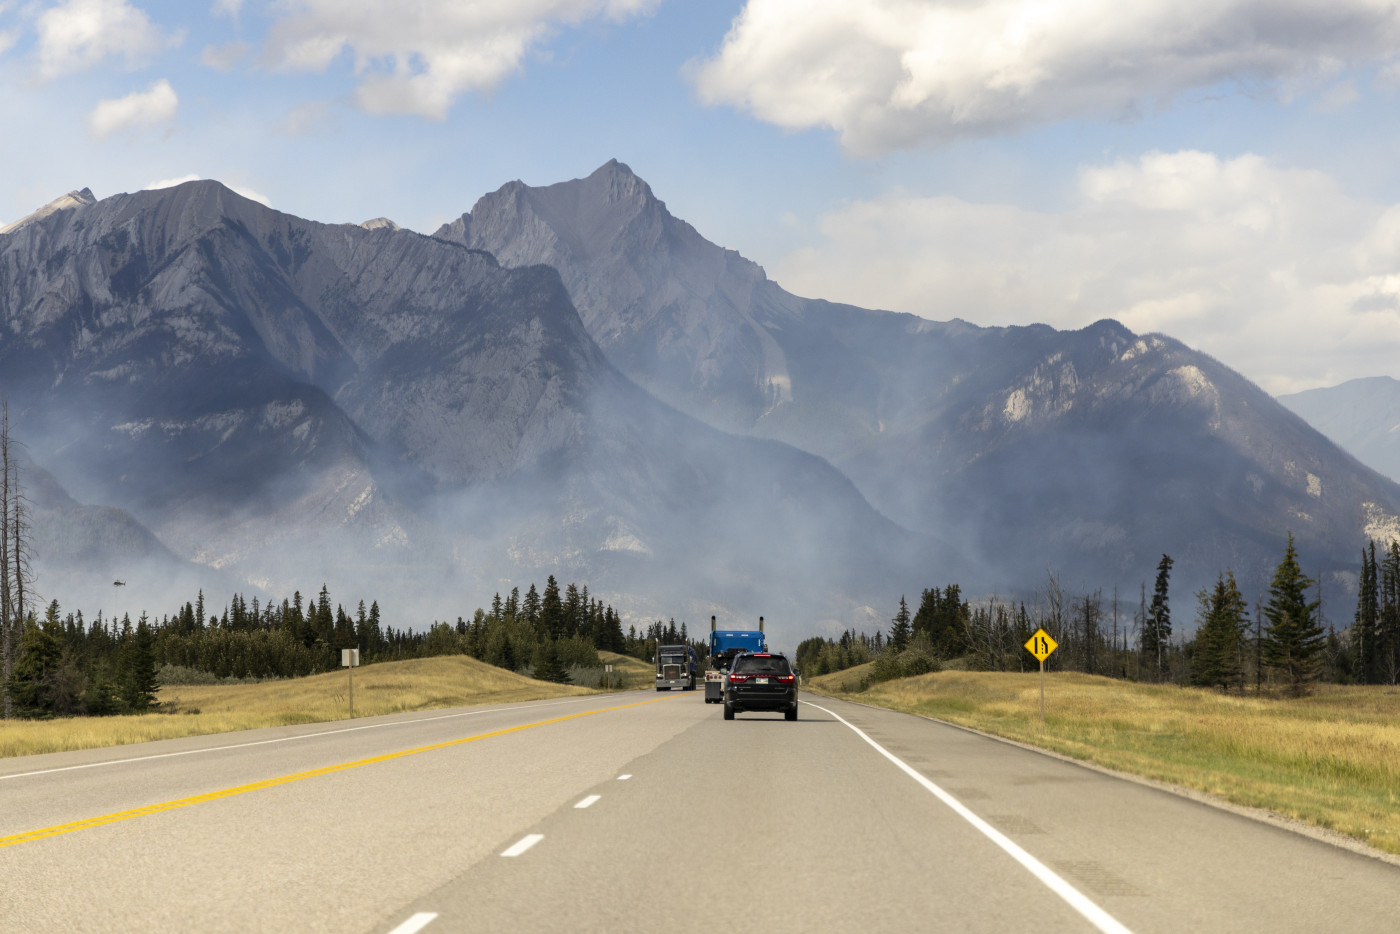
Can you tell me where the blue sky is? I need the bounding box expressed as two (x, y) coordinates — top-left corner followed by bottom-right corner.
(4, 0), (1400, 395)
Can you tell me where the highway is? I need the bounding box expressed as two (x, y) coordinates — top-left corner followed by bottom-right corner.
(1, 689), (1396, 933)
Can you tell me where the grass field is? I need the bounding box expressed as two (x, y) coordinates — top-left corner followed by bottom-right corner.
(0, 651), (650, 760)
(806, 666), (1400, 858)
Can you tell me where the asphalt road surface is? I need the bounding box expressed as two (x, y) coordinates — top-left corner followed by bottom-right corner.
(2, 689), (1396, 933)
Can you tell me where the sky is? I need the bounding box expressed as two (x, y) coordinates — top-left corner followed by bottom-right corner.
(3, 0), (1400, 395)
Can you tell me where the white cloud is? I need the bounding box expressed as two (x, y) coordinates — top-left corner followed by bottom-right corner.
(144, 174), (272, 206)
(0, 0), (17, 59)
(276, 99), (334, 137)
(200, 40), (249, 72)
(36, 0), (175, 78)
(261, 0), (661, 119)
(87, 78), (177, 137)
(771, 150), (1400, 394)
(693, 0), (1400, 154)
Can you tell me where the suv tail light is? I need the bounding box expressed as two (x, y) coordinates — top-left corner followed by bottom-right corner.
(776, 674), (795, 683)
(728, 673), (749, 684)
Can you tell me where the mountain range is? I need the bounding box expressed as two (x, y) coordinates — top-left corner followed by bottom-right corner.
(434, 161), (1400, 609)
(2, 164), (1397, 642)
(1278, 377), (1400, 485)
(0, 179), (918, 638)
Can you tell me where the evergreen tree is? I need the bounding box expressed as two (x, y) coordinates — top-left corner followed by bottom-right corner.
(532, 639), (572, 684)
(540, 576), (564, 639)
(1262, 534), (1324, 696)
(1140, 555), (1173, 681)
(889, 596), (912, 652)
(120, 613), (159, 712)
(1353, 542), (1380, 684)
(7, 612), (58, 717)
(1191, 572), (1247, 691)
(1381, 542), (1400, 684)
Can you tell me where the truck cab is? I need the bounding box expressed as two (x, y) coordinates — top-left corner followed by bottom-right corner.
(704, 615), (768, 703)
(655, 644), (698, 691)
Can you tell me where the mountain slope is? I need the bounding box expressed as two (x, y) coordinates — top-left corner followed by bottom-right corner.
(1278, 377), (1400, 484)
(438, 161), (1400, 598)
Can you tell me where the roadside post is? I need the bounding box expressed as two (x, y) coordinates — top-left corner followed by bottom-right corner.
(604, 664), (613, 690)
(341, 648), (360, 718)
(1023, 629), (1058, 726)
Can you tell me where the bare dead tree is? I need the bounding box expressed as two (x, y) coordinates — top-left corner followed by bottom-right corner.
(2, 399), (13, 719)
(1, 400), (34, 720)
(1040, 571), (1066, 671)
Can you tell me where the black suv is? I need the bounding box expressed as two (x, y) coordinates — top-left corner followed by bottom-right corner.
(723, 652), (798, 721)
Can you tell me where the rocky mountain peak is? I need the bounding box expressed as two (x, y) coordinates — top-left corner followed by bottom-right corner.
(0, 186), (97, 235)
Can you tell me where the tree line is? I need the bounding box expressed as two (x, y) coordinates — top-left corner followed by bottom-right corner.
(806, 533), (1394, 697)
(1, 572), (663, 719)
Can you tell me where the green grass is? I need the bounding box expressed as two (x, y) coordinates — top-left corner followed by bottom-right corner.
(807, 667), (1400, 857)
(1, 653), (648, 760)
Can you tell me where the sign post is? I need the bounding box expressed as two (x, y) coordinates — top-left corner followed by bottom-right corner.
(1023, 628), (1058, 726)
(604, 664), (613, 690)
(341, 648), (360, 718)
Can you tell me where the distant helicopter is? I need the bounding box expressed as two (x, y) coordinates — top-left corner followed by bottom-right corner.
(113, 580), (126, 586)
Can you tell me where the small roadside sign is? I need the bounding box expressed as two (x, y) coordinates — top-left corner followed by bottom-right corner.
(341, 648), (359, 719)
(1024, 629), (1058, 662)
(1024, 628), (1058, 726)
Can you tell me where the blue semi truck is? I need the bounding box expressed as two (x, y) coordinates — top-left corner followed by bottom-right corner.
(704, 615), (767, 704)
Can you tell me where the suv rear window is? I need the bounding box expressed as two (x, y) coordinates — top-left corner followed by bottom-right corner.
(733, 656), (791, 674)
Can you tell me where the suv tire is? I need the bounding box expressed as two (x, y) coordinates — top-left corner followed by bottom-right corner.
(723, 702), (735, 720)
(785, 705), (798, 721)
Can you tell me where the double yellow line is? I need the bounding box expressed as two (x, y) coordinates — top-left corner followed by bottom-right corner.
(1, 693), (675, 850)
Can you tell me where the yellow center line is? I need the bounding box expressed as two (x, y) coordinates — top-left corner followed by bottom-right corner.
(1, 693), (677, 850)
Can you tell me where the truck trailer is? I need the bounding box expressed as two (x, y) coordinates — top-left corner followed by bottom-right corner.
(704, 615), (767, 703)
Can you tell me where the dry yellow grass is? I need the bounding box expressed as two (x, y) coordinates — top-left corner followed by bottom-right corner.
(597, 651), (654, 687)
(1, 653), (647, 760)
(808, 668), (1400, 857)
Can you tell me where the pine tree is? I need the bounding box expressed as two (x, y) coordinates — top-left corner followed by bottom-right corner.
(889, 596), (912, 652)
(1191, 572), (1247, 691)
(1353, 542), (1380, 684)
(120, 613), (160, 712)
(540, 576), (563, 639)
(532, 639), (571, 684)
(7, 612), (58, 717)
(1262, 534), (1324, 696)
(1140, 555), (1173, 681)
(1378, 542), (1400, 685)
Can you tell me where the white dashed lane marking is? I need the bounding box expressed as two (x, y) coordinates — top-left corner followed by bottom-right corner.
(501, 834), (544, 857)
(386, 911), (437, 934)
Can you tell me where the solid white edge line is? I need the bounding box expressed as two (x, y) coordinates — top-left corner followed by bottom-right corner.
(575, 795), (601, 809)
(386, 911), (438, 934)
(501, 833), (545, 857)
(1, 695), (608, 782)
(806, 701), (1135, 934)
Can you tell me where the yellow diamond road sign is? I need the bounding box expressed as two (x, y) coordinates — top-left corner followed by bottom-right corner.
(1025, 628), (1058, 662)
